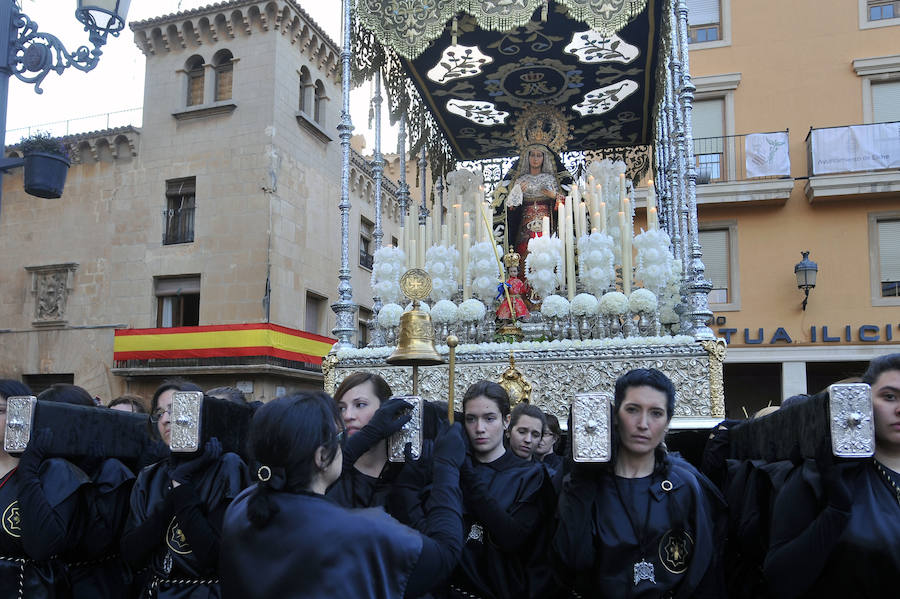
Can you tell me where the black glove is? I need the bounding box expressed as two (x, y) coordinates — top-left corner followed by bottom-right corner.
(365, 397), (414, 439)
(171, 437), (222, 485)
(18, 428), (53, 475)
(816, 440), (851, 512)
(343, 398), (413, 465)
(433, 422), (466, 469)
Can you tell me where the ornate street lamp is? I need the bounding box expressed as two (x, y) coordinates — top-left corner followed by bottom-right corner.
(794, 251), (818, 311)
(0, 0), (131, 210)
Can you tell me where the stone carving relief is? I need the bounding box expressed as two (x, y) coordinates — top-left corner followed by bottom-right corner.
(25, 263), (77, 327)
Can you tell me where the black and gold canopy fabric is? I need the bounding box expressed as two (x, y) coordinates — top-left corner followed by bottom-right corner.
(352, 0), (667, 172)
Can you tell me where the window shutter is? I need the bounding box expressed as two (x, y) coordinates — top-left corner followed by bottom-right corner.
(686, 0), (721, 26)
(872, 80), (900, 123)
(879, 219), (900, 282)
(216, 65), (233, 102)
(692, 99), (725, 139)
(699, 229), (730, 290)
(156, 276), (201, 296)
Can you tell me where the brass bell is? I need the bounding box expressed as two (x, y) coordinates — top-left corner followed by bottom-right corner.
(387, 302), (444, 366)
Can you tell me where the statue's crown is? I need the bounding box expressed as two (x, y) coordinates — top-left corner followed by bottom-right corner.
(503, 251), (521, 269)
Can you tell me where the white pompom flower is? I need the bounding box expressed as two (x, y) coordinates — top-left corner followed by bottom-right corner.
(599, 291), (629, 316)
(458, 298), (487, 322)
(541, 294), (570, 318)
(431, 299), (459, 324)
(628, 288), (658, 313)
(377, 303), (404, 327)
(571, 293), (600, 316)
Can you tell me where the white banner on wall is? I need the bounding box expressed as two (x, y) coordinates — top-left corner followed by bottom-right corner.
(810, 122), (900, 175)
(745, 131), (790, 178)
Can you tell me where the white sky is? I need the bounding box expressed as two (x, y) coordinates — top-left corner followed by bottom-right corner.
(6, 1), (391, 151)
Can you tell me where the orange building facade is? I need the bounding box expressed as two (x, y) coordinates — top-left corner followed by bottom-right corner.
(684, 0), (900, 415)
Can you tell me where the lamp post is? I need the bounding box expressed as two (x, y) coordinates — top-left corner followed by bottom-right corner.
(794, 250), (818, 311)
(0, 1), (131, 210)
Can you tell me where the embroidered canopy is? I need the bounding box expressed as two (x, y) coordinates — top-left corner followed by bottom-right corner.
(352, 0), (666, 172)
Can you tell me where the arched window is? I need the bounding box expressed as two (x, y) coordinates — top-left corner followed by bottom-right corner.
(213, 49), (233, 102)
(185, 55), (205, 106)
(299, 66), (312, 113)
(314, 79), (327, 124)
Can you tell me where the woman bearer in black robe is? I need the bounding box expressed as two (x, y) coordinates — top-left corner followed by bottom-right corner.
(764, 353), (900, 598)
(447, 380), (548, 599)
(220, 390), (467, 598)
(0, 379), (89, 598)
(552, 368), (725, 598)
(121, 379), (247, 598)
(327, 372), (413, 509)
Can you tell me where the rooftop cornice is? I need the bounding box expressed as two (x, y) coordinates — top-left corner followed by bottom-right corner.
(130, 0), (339, 78)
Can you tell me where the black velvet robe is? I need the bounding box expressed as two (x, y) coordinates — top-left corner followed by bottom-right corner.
(553, 455), (726, 598)
(65, 458), (136, 598)
(0, 459), (89, 599)
(449, 450), (546, 599)
(220, 487), (424, 598)
(765, 460), (900, 599)
(125, 453), (247, 599)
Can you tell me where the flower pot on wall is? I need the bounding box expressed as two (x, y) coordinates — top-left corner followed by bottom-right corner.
(24, 152), (71, 199)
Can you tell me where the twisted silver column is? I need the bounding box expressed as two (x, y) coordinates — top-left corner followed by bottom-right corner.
(419, 146), (429, 224)
(676, 0), (714, 340)
(397, 115), (410, 226)
(331, 0), (358, 349)
(369, 69), (386, 347)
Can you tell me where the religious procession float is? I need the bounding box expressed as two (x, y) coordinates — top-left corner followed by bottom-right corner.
(321, 0), (873, 459)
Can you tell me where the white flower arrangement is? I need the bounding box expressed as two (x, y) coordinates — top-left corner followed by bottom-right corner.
(541, 294), (570, 318)
(404, 301), (430, 314)
(599, 291), (629, 316)
(633, 229), (677, 291)
(586, 158), (630, 261)
(431, 299), (459, 324)
(425, 245), (459, 302)
(571, 293), (600, 316)
(335, 334), (698, 361)
(458, 298), (487, 322)
(525, 234), (564, 298)
(628, 288), (658, 313)
(371, 246), (407, 305)
(658, 261), (683, 325)
(577, 232), (616, 296)
(469, 241), (502, 303)
(377, 303), (404, 328)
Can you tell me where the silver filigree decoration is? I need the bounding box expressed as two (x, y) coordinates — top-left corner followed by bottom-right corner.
(557, 0), (649, 37)
(355, 0), (458, 60)
(565, 30), (640, 64)
(447, 99), (509, 125)
(571, 393), (612, 462)
(574, 80), (639, 116)
(427, 45), (494, 84)
(388, 395), (423, 462)
(170, 391), (202, 453)
(467, 523), (484, 542)
(3, 396), (36, 453)
(829, 383), (875, 458)
(332, 342), (720, 429)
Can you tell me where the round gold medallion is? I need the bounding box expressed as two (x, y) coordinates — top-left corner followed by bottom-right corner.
(400, 268), (432, 302)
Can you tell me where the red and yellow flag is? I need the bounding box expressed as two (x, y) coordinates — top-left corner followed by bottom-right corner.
(114, 323), (335, 365)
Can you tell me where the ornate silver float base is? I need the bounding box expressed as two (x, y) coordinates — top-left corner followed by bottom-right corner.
(325, 339), (726, 429)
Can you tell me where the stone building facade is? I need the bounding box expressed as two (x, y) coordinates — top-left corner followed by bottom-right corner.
(0, 0), (405, 402)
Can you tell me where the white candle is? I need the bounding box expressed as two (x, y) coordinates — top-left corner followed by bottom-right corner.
(461, 233), (471, 300)
(542, 216), (550, 237)
(416, 225), (428, 268)
(565, 210), (576, 301)
(593, 211), (602, 235)
(441, 223), (449, 247)
(648, 207), (659, 231)
(594, 184), (602, 216)
(481, 202), (492, 244)
(398, 224), (406, 255)
(619, 173), (626, 205)
(453, 204), (463, 250)
(578, 201), (587, 240)
(600, 202), (607, 233)
(463, 220), (471, 248)
(425, 216), (433, 254)
(408, 238), (417, 270)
